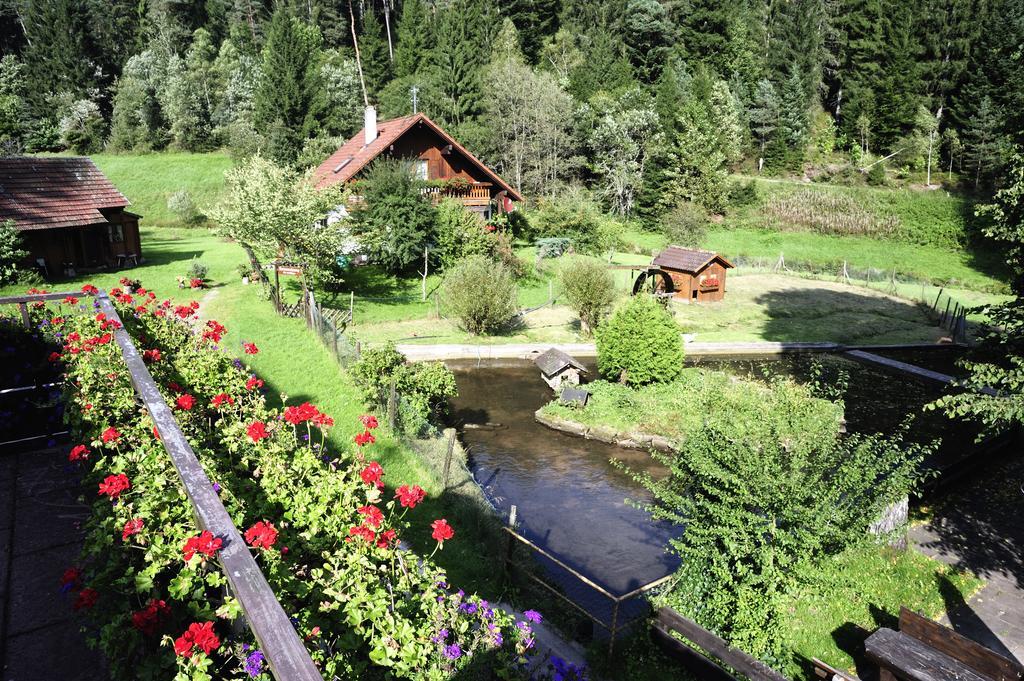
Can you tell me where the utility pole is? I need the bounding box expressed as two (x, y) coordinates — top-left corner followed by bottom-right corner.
(410, 85), (419, 114)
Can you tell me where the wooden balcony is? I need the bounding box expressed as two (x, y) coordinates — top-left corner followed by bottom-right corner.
(421, 182), (492, 207)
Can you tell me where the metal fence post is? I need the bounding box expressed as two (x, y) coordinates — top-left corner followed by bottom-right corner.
(441, 430), (456, 494)
(504, 505), (518, 579)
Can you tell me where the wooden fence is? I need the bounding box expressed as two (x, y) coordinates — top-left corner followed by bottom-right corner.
(1, 291), (323, 681)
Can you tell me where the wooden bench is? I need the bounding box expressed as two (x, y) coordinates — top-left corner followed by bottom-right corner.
(865, 607), (1024, 681)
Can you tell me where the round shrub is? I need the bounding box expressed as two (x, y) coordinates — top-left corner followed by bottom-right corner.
(596, 295), (684, 385)
(558, 256), (617, 335)
(167, 189), (199, 224)
(661, 201), (709, 249)
(442, 255), (518, 335)
(435, 198), (494, 269)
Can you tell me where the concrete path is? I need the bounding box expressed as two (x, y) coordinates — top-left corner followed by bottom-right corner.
(0, 447), (107, 681)
(909, 452), (1024, 664)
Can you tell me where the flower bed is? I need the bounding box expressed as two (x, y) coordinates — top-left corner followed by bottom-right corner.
(38, 282), (560, 681)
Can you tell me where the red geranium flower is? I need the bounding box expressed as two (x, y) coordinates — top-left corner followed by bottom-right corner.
(131, 599), (170, 636)
(284, 402), (318, 425)
(189, 278), (204, 289)
(354, 430), (375, 447)
(244, 521), (278, 550)
(122, 518), (144, 541)
(173, 621), (220, 658)
(175, 394), (195, 411)
(357, 505), (384, 528)
(142, 348), (161, 364)
(376, 529), (398, 548)
(182, 531), (222, 562)
(152, 426), (161, 441)
(312, 411), (334, 428)
(68, 444), (89, 462)
(202, 320), (226, 343)
(168, 382), (184, 393)
(247, 421), (269, 442)
(431, 519), (454, 545)
(245, 376), (264, 391)
(98, 474), (130, 500)
(62, 295), (78, 305)
(101, 426), (120, 443)
(242, 342), (259, 355)
(395, 484), (426, 509)
(359, 414), (379, 430)
(360, 462), (384, 488)
(60, 567), (82, 591)
(210, 393), (234, 408)
(347, 524), (376, 544)
(74, 587), (98, 610)
(48, 351), (62, 362)
(81, 284), (98, 295)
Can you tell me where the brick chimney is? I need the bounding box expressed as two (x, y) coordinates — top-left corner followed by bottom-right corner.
(364, 106), (377, 146)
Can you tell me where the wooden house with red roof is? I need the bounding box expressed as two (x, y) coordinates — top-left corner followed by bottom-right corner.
(650, 246), (734, 302)
(313, 108), (522, 218)
(0, 157), (142, 277)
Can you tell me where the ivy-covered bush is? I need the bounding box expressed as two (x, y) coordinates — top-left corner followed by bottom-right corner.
(557, 257), (617, 335)
(0, 218), (27, 284)
(596, 295), (683, 385)
(434, 199), (495, 270)
(442, 256), (518, 335)
(37, 283), (545, 681)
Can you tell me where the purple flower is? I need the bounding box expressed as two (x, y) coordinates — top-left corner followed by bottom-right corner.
(492, 631), (503, 646)
(212, 482), (221, 493)
(459, 602), (477, 615)
(523, 610), (542, 624)
(233, 358), (244, 370)
(244, 650), (265, 677)
(431, 628), (449, 644)
(443, 643), (462, 660)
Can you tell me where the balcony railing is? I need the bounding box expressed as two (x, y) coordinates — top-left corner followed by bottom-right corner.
(0, 290), (323, 681)
(421, 182), (492, 206)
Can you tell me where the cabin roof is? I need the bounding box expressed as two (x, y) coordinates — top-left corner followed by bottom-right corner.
(534, 348), (588, 376)
(652, 246), (734, 274)
(0, 157), (130, 231)
(312, 112), (523, 201)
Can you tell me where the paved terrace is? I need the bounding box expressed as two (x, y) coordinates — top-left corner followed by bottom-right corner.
(0, 445), (108, 680)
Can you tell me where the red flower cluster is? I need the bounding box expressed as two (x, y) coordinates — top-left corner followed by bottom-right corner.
(68, 444), (89, 462)
(283, 402), (319, 425)
(360, 462), (384, 488)
(242, 342), (259, 355)
(189, 278), (204, 289)
(395, 484), (426, 509)
(247, 421), (269, 442)
(173, 621), (220, 658)
(101, 426), (121, 444)
(62, 295), (79, 305)
(210, 393), (234, 409)
(142, 348), (161, 364)
(122, 517), (144, 541)
(81, 284), (99, 295)
(202, 320), (226, 343)
(360, 414), (379, 429)
(98, 473), (130, 500)
(131, 598), (170, 636)
(358, 505), (384, 528)
(245, 376), (264, 391)
(244, 521), (278, 550)
(74, 587), (99, 610)
(182, 531), (222, 562)
(347, 523), (397, 549)
(312, 411), (334, 428)
(354, 430), (376, 447)
(176, 394), (195, 411)
(48, 351), (61, 362)
(60, 567), (82, 591)
(431, 519), (454, 545)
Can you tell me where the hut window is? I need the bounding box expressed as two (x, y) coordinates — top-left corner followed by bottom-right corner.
(414, 159), (429, 180)
(107, 224), (124, 244)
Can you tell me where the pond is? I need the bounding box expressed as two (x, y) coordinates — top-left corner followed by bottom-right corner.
(447, 351), (980, 625)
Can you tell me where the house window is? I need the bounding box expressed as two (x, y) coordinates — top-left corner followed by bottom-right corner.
(414, 159), (429, 180)
(107, 224), (124, 244)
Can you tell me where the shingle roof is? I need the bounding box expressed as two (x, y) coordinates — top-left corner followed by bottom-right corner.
(311, 113), (523, 201)
(652, 246), (734, 273)
(0, 157), (130, 231)
(534, 348), (588, 376)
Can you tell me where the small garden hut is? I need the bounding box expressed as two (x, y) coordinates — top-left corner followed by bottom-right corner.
(534, 348), (588, 391)
(651, 246), (734, 303)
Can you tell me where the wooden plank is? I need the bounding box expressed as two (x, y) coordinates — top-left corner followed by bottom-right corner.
(811, 657), (860, 681)
(0, 290), (90, 305)
(95, 293), (323, 681)
(650, 622), (740, 681)
(899, 607), (1024, 681)
(865, 628), (988, 681)
(655, 607), (790, 681)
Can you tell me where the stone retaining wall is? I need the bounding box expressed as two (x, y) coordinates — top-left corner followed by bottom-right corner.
(534, 409), (677, 453)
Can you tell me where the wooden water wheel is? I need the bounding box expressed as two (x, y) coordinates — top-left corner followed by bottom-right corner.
(631, 268), (675, 297)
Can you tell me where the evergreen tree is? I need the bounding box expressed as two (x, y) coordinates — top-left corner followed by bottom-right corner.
(254, 7), (325, 164)
(831, 0), (883, 141)
(620, 0), (675, 84)
(394, 0), (431, 79)
(771, 65), (811, 169)
(964, 96), (1007, 189)
(502, 0), (560, 63)
(673, 0), (744, 71)
(567, 28), (633, 100)
(871, 2), (923, 150)
(431, 0), (485, 128)
(360, 9), (393, 99)
(749, 78), (781, 159)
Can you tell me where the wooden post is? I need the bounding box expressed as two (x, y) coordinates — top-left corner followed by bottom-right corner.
(332, 319), (339, 359)
(273, 264), (281, 313)
(387, 379), (397, 431)
(608, 599), (621, 659)
(441, 431), (456, 493)
(942, 298), (951, 327)
(349, 291), (354, 325)
(18, 302), (29, 329)
(434, 292), (440, 319)
(503, 505), (518, 579)
(932, 287), (944, 313)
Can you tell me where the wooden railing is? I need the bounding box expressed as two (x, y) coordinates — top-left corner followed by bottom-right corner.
(421, 183), (492, 206)
(1, 291), (323, 681)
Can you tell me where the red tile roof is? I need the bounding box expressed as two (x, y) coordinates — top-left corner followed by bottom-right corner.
(652, 246), (734, 273)
(311, 113), (523, 201)
(0, 157), (131, 231)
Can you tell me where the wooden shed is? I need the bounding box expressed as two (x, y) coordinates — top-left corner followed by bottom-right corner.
(651, 246), (734, 303)
(0, 157), (142, 278)
(534, 348), (588, 391)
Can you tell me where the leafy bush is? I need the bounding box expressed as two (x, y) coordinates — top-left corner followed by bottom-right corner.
(186, 258), (208, 281)
(434, 198), (494, 270)
(351, 342), (458, 430)
(442, 256), (518, 335)
(596, 295), (683, 385)
(727, 179), (760, 207)
(59, 98), (104, 153)
(558, 257), (617, 334)
(535, 237), (572, 259)
(867, 161), (888, 186)
(167, 189), (200, 224)
(0, 219), (27, 285)
(527, 190), (625, 255)
(660, 202), (709, 248)
(351, 158), (437, 273)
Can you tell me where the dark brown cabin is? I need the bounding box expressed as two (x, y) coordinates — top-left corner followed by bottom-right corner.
(312, 108), (522, 219)
(651, 246), (734, 303)
(0, 157), (142, 278)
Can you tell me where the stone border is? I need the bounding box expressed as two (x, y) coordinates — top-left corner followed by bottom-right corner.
(534, 409), (676, 453)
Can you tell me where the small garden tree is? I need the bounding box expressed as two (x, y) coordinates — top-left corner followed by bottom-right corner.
(442, 256), (518, 335)
(434, 198), (494, 269)
(596, 295), (683, 385)
(351, 158), (437, 273)
(558, 257), (617, 334)
(0, 219), (27, 284)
